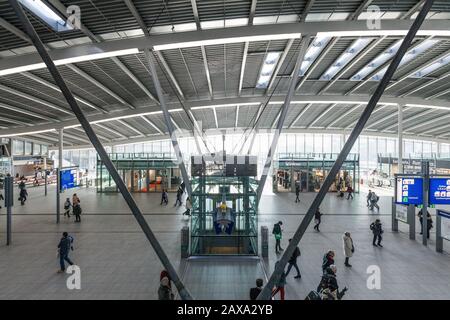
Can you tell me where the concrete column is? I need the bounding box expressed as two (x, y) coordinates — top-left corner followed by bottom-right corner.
(398, 104), (403, 174)
(58, 129), (63, 172)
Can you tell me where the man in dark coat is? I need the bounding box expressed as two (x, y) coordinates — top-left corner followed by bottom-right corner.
(370, 219), (383, 247)
(285, 239), (301, 279)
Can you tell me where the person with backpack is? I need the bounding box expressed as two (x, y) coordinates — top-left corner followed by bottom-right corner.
(63, 198), (71, 218)
(285, 239), (301, 279)
(250, 278), (264, 300)
(370, 219), (383, 247)
(57, 232), (74, 273)
(73, 203), (82, 222)
(343, 232), (354, 267)
(160, 189), (168, 206)
(271, 261), (286, 300)
(272, 221), (283, 254)
(418, 210), (433, 238)
(295, 184), (300, 203)
(369, 192), (379, 210)
(321, 250), (335, 274)
(313, 208), (323, 232)
(318, 265), (347, 300)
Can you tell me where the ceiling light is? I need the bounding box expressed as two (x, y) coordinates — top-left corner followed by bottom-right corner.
(300, 34), (331, 76)
(412, 53), (450, 78)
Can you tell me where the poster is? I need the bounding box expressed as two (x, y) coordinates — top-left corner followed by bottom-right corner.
(395, 205), (408, 223)
(438, 210), (450, 241)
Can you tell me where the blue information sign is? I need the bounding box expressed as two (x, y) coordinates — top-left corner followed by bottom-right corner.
(429, 178), (450, 205)
(60, 169), (77, 191)
(395, 177), (423, 205)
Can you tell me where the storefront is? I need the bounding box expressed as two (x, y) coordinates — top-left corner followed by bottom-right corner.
(274, 153), (359, 193)
(96, 153), (181, 193)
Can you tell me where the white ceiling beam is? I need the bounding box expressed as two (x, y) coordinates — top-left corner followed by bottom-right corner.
(267, 39), (294, 92)
(364, 105), (407, 129)
(326, 104), (363, 129)
(201, 46), (214, 98)
(235, 105), (240, 128)
(345, 104), (391, 129)
(0, 102), (55, 121)
(381, 108), (436, 131)
(249, 0), (258, 25)
(401, 71), (450, 97)
(401, 0), (426, 19)
(116, 119), (144, 136)
(212, 107), (219, 129)
(94, 123), (126, 138)
(301, 0), (316, 22)
(238, 42), (249, 96)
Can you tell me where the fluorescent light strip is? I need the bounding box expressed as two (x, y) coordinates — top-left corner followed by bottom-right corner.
(153, 33), (301, 51)
(300, 35), (331, 76)
(0, 48), (140, 76)
(0, 129), (56, 138)
(321, 38), (372, 80)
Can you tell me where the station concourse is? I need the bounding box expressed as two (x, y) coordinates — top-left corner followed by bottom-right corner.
(0, 0), (450, 301)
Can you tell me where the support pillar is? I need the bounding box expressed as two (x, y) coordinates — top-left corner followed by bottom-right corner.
(398, 104), (403, 174)
(422, 161), (430, 246)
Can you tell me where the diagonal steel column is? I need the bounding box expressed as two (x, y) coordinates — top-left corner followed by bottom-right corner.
(256, 36), (310, 202)
(257, 0), (435, 300)
(8, 0), (193, 300)
(144, 49), (193, 198)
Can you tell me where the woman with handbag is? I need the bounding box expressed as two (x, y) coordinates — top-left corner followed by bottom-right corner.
(343, 232), (354, 268)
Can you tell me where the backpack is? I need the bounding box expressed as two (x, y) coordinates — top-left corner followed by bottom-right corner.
(370, 223), (375, 231)
(305, 290), (322, 300)
(272, 224), (281, 235)
(294, 247), (301, 258)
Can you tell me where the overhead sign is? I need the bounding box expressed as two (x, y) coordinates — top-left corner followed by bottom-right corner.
(395, 177), (423, 205)
(60, 168), (77, 191)
(429, 178), (450, 205)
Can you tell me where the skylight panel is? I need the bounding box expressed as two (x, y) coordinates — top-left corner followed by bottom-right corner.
(320, 38), (372, 80)
(370, 39), (439, 81)
(256, 52), (282, 89)
(412, 54), (450, 78)
(19, 0), (74, 32)
(299, 35), (331, 76)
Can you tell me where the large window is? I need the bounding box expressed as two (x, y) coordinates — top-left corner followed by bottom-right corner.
(13, 140), (24, 155)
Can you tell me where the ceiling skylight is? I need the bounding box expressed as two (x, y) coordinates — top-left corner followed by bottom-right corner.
(19, 0), (74, 32)
(256, 52), (282, 89)
(299, 35), (331, 76)
(412, 53), (450, 78)
(369, 39), (439, 81)
(320, 38), (372, 80)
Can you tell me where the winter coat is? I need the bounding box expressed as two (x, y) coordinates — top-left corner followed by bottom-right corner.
(343, 235), (354, 258)
(370, 222), (383, 235)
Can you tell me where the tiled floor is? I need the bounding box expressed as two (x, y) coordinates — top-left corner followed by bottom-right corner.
(0, 185), (449, 300)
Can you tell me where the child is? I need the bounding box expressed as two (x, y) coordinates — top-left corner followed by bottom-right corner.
(64, 198), (71, 218)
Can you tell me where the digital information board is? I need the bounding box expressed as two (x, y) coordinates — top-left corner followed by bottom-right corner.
(438, 210), (450, 241)
(395, 177), (423, 205)
(429, 178), (450, 205)
(60, 168), (77, 191)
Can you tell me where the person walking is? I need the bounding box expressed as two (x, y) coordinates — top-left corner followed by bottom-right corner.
(174, 187), (183, 207)
(285, 239), (301, 279)
(367, 190), (373, 207)
(313, 208), (322, 232)
(322, 250), (335, 274)
(295, 184), (300, 203)
(160, 189), (168, 205)
(250, 278), (264, 300)
(57, 232), (74, 273)
(183, 197), (192, 216)
(346, 186), (354, 200)
(343, 232), (354, 267)
(72, 193), (80, 207)
(73, 203), (82, 222)
(370, 219), (383, 247)
(271, 262), (286, 300)
(63, 198), (71, 218)
(272, 221), (283, 254)
(158, 277), (174, 300)
(318, 265), (348, 300)
(18, 181), (28, 205)
(369, 192), (380, 211)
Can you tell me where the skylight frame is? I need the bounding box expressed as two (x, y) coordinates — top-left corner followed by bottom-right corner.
(256, 51), (282, 89)
(19, 0), (75, 33)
